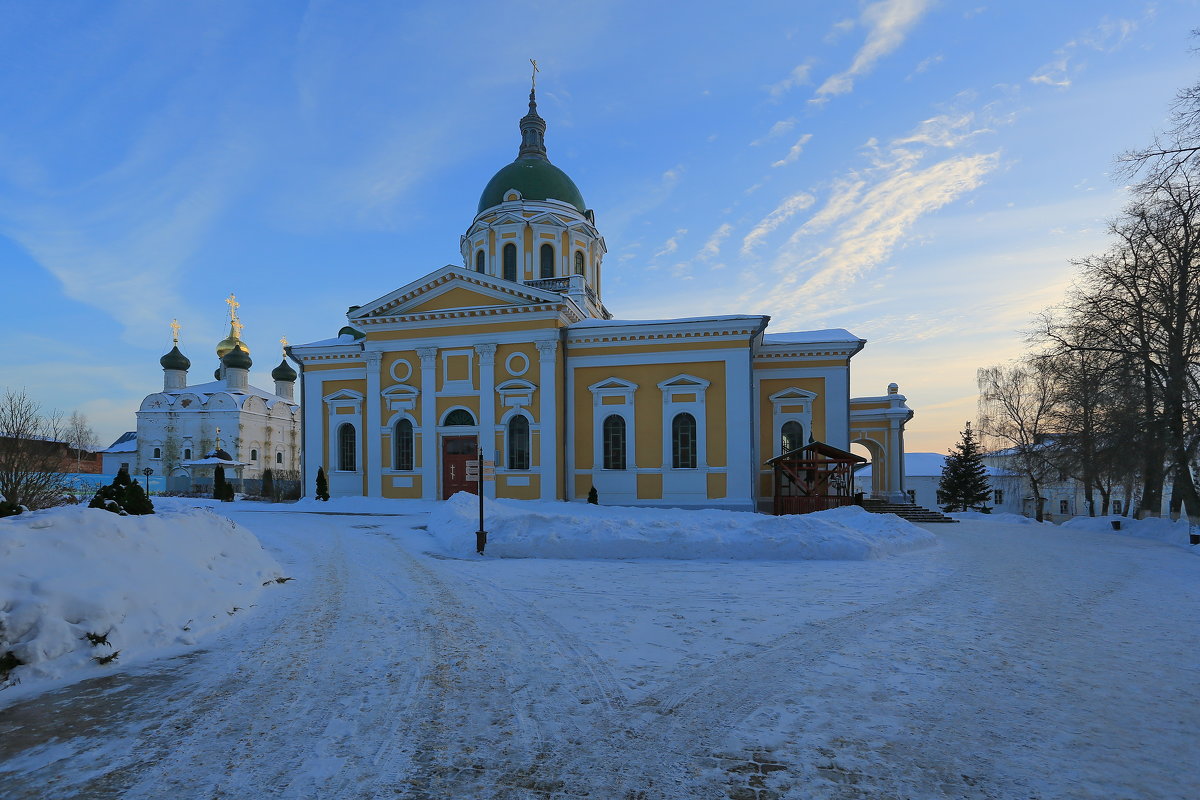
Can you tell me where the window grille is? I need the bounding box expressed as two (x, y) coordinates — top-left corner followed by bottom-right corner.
(507, 415), (530, 470)
(672, 413), (697, 469)
(602, 415), (626, 470)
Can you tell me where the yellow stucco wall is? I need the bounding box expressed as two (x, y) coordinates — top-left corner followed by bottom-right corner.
(572, 360), (729, 473)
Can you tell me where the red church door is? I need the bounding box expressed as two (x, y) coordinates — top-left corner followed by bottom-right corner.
(442, 436), (478, 499)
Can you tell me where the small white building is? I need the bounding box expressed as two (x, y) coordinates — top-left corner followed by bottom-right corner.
(99, 431), (137, 476)
(857, 452), (1014, 512)
(131, 316), (301, 493)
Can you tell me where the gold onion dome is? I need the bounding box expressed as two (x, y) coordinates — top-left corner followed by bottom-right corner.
(215, 324), (249, 359)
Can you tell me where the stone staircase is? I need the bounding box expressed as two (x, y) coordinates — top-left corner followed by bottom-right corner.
(862, 498), (958, 523)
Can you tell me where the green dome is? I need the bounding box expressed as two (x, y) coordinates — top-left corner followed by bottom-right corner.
(271, 358), (297, 382)
(159, 345), (191, 372)
(477, 158), (586, 214)
(221, 344), (252, 370)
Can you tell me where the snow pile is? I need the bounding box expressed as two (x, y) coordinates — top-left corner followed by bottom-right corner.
(1061, 514), (1195, 549)
(0, 505), (282, 688)
(428, 494), (937, 560)
(950, 511), (1045, 525)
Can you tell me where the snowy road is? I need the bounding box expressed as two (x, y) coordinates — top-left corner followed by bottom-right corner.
(2, 511), (1197, 799)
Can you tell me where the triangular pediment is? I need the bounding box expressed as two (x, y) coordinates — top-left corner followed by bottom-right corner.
(350, 266), (565, 320)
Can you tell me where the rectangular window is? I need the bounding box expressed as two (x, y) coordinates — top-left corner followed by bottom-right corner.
(994, 489), (1004, 504)
(1060, 500), (1069, 514)
(1113, 500), (1122, 514)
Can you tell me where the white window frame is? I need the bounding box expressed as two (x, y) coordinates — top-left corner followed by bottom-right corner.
(588, 378), (637, 471)
(658, 374), (710, 470)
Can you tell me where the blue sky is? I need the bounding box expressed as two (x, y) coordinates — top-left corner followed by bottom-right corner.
(2, 0), (1196, 455)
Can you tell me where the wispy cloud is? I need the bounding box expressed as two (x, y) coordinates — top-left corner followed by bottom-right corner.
(698, 223), (733, 261)
(814, 0), (935, 100)
(741, 192), (816, 255)
(654, 229), (688, 258)
(772, 133), (814, 167)
(1030, 15), (1140, 89)
(768, 62), (813, 99)
(751, 118), (797, 146)
(894, 113), (988, 148)
(907, 53), (944, 79)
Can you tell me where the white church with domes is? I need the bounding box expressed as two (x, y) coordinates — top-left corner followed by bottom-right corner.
(288, 86), (914, 510)
(129, 305), (302, 493)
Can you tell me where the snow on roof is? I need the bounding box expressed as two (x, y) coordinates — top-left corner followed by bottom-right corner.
(762, 328), (863, 345)
(858, 452), (1012, 478)
(571, 314), (768, 328)
(101, 432), (137, 453)
(166, 381), (296, 408)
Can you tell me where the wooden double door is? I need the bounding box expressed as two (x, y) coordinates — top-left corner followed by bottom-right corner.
(442, 435), (478, 499)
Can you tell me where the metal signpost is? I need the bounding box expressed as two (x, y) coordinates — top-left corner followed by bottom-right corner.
(472, 449), (496, 554)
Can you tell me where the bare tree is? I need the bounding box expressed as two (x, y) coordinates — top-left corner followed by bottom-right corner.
(0, 389), (73, 509)
(64, 410), (97, 474)
(978, 361), (1057, 522)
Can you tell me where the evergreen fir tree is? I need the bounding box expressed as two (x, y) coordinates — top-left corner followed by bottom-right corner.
(261, 468), (275, 501)
(587, 486), (599, 505)
(213, 464), (226, 501)
(115, 467), (132, 487)
(316, 466), (330, 501)
(939, 422), (992, 512)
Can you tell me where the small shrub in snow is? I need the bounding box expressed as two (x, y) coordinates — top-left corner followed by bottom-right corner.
(261, 468), (275, 502)
(82, 631), (111, 648)
(0, 498), (23, 517)
(587, 486), (599, 505)
(88, 476), (155, 516)
(93, 650), (119, 666)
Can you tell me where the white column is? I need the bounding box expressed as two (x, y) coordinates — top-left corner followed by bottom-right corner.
(536, 339), (558, 500)
(888, 419), (905, 502)
(302, 369), (323, 497)
(365, 351), (382, 498)
(475, 343), (497, 499)
(417, 346), (438, 500)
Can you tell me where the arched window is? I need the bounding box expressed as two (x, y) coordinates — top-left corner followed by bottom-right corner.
(394, 419), (414, 471)
(781, 421), (804, 454)
(574, 251), (585, 275)
(503, 243), (517, 282)
(442, 409), (476, 426)
(540, 243), (554, 278)
(475, 249), (485, 273)
(184, 448), (191, 460)
(338, 424), (356, 472)
(672, 413), (697, 469)
(602, 415), (626, 470)
(153, 447), (161, 459)
(507, 415), (530, 470)
(250, 449), (258, 461)
(276, 451), (283, 464)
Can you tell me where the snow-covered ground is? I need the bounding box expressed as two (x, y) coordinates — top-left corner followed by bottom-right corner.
(1, 501), (1197, 799)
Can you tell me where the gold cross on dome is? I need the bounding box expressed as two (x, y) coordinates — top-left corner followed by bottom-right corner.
(225, 293), (240, 322)
(215, 427), (222, 447)
(169, 318), (181, 344)
(280, 336), (288, 355)
(530, 58), (539, 88)
(231, 317), (244, 339)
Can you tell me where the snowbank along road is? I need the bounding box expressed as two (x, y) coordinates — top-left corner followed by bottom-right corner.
(1, 509), (1197, 799)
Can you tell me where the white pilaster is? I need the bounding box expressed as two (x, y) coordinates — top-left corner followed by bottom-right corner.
(417, 346), (438, 500)
(476, 343), (498, 499)
(365, 351), (382, 498)
(536, 339), (558, 500)
(302, 371), (323, 496)
(725, 347), (755, 509)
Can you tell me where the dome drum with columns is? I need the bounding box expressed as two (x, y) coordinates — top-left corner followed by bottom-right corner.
(290, 79), (915, 510)
(460, 88), (610, 320)
(126, 302), (302, 496)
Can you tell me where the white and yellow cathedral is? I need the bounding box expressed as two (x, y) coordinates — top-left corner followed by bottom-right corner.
(288, 88), (913, 510)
